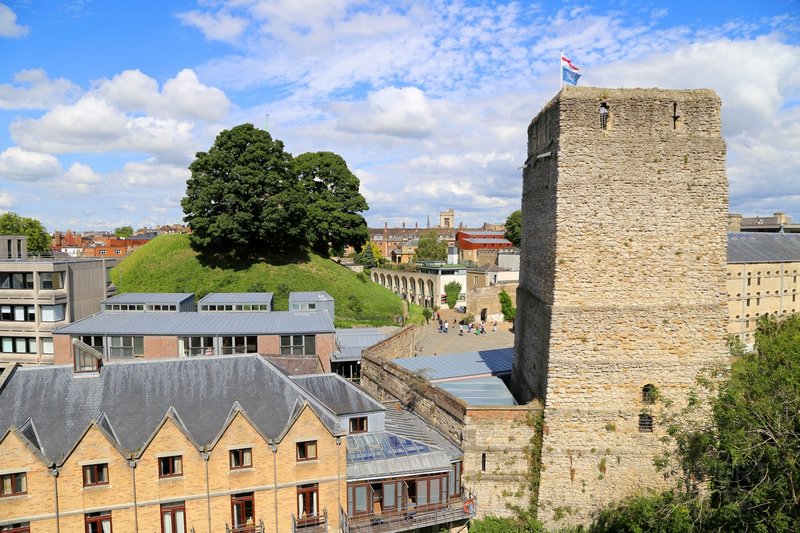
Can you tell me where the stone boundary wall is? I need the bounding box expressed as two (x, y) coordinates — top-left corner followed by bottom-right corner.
(467, 283), (519, 317)
(361, 325), (417, 360)
(360, 352), (541, 518)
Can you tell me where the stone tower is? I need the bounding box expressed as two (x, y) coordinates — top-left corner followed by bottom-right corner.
(511, 87), (729, 526)
(439, 208), (455, 228)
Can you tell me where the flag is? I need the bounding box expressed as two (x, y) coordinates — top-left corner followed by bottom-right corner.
(561, 53), (581, 86)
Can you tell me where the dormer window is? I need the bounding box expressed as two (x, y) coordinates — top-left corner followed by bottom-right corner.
(349, 416), (368, 434)
(72, 337), (102, 373)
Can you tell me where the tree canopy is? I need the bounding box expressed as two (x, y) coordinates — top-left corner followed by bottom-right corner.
(413, 231), (447, 262)
(0, 212), (50, 253)
(114, 226), (133, 238)
(294, 151), (368, 254)
(504, 209), (521, 247)
(182, 124), (368, 262)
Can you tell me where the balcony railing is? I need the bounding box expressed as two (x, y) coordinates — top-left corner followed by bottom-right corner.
(292, 508), (328, 533)
(340, 496), (475, 533)
(225, 519), (265, 533)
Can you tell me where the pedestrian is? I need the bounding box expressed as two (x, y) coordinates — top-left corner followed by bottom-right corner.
(480, 324), (486, 335)
(467, 323), (472, 334)
(438, 318), (443, 333)
(436, 312), (440, 321)
(444, 320), (449, 334)
(459, 323), (464, 336)
(493, 320), (497, 333)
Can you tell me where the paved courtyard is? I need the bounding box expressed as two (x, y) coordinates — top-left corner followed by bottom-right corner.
(413, 308), (515, 356)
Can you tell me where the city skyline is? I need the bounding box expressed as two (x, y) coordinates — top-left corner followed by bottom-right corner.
(0, 0), (798, 231)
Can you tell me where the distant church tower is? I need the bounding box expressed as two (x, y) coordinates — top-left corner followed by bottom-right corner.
(511, 88), (730, 526)
(439, 209), (455, 228)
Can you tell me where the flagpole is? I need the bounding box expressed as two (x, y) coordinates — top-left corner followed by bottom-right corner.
(559, 49), (563, 91)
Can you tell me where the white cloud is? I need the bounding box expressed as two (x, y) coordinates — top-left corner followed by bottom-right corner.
(0, 147), (61, 181)
(176, 9), (249, 42)
(0, 3), (28, 38)
(62, 162), (102, 193)
(121, 159), (189, 186)
(0, 69), (82, 109)
(0, 192), (15, 209)
(335, 87), (437, 138)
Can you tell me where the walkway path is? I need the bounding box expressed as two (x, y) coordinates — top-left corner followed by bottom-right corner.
(415, 308), (514, 356)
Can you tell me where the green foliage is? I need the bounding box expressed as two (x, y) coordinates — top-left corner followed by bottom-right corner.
(0, 212), (50, 253)
(470, 515), (545, 533)
(114, 226), (134, 238)
(413, 230), (447, 262)
(347, 294), (364, 314)
(355, 272), (368, 283)
(594, 313), (800, 532)
(444, 281), (461, 309)
(182, 124), (306, 262)
(110, 234), (404, 327)
(294, 151), (369, 254)
(592, 491), (695, 533)
(726, 334), (747, 357)
(504, 209), (522, 247)
(499, 290), (516, 321)
(461, 313), (475, 325)
(422, 307), (433, 323)
(355, 241), (383, 268)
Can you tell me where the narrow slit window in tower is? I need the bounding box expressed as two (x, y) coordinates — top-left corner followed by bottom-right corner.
(599, 103), (609, 130)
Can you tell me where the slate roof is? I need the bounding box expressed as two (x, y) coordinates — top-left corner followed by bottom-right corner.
(101, 293), (195, 305)
(292, 374), (385, 415)
(436, 377), (518, 406)
(199, 292), (274, 304)
(728, 232), (800, 263)
(392, 347), (514, 381)
(0, 355), (342, 465)
(53, 310), (335, 336)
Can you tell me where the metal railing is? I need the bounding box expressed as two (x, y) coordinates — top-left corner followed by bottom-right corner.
(340, 496), (475, 533)
(226, 519), (265, 533)
(292, 508), (328, 533)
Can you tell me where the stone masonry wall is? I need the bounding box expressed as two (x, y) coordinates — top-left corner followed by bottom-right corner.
(513, 87), (730, 527)
(361, 325), (417, 360)
(360, 352), (539, 519)
(467, 283), (518, 317)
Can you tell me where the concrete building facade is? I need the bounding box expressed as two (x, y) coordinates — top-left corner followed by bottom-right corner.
(512, 87), (730, 526)
(0, 235), (115, 364)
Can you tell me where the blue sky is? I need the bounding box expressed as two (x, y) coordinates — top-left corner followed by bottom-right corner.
(1, 0), (799, 232)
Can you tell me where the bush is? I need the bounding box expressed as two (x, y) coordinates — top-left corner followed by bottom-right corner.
(356, 272), (368, 283)
(422, 307), (433, 323)
(444, 281), (461, 310)
(347, 294), (364, 314)
(499, 290), (516, 322)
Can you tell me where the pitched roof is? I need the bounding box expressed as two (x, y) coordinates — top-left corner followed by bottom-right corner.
(291, 374), (384, 415)
(289, 291), (334, 302)
(54, 310), (335, 336)
(0, 355), (343, 465)
(728, 232), (800, 263)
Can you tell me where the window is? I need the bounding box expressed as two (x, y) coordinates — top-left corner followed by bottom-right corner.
(230, 448), (252, 470)
(747, 277), (751, 286)
(221, 336), (257, 355)
(84, 511), (112, 533)
(0, 305), (34, 322)
(638, 414), (654, 433)
(41, 337), (54, 355)
(158, 456), (182, 478)
(0, 337), (35, 354)
(481, 453), (486, 472)
(0, 472), (27, 496)
(108, 336), (144, 358)
(83, 464), (109, 486)
(180, 336), (214, 357)
(641, 384), (656, 404)
(231, 493), (255, 532)
(599, 102), (609, 129)
(0, 272), (34, 289)
(0, 523), (30, 533)
(161, 502), (186, 533)
(347, 484), (369, 516)
(297, 484), (319, 524)
(113, 250), (121, 255)
(449, 461), (462, 497)
(40, 304), (66, 322)
(99, 250), (107, 255)
(39, 272), (64, 290)
(296, 441), (317, 461)
(349, 416), (368, 434)
(280, 335), (316, 355)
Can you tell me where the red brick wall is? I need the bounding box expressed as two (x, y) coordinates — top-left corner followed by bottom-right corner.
(53, 335), (72, 365)
(143, 336), (178, 358)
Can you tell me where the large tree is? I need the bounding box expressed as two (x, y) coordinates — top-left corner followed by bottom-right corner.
(504, 209), (521, 247)
(294, 151), (369, 254)
(182, 124), (307, 261)
(413, 231), (447, 262)
(114, 226), (133, 238)
(0, 212), (50, 253)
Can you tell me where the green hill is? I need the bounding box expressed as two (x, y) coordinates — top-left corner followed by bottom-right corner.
(110, 234), (408, 327)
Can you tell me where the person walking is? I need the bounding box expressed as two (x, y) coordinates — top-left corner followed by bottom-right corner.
(459, 323), (464, 336)
(444, 320), (449, 334)
(493, 320), (498, 333)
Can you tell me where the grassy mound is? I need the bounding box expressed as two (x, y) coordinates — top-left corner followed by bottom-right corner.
(110, 234), (406, 327)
